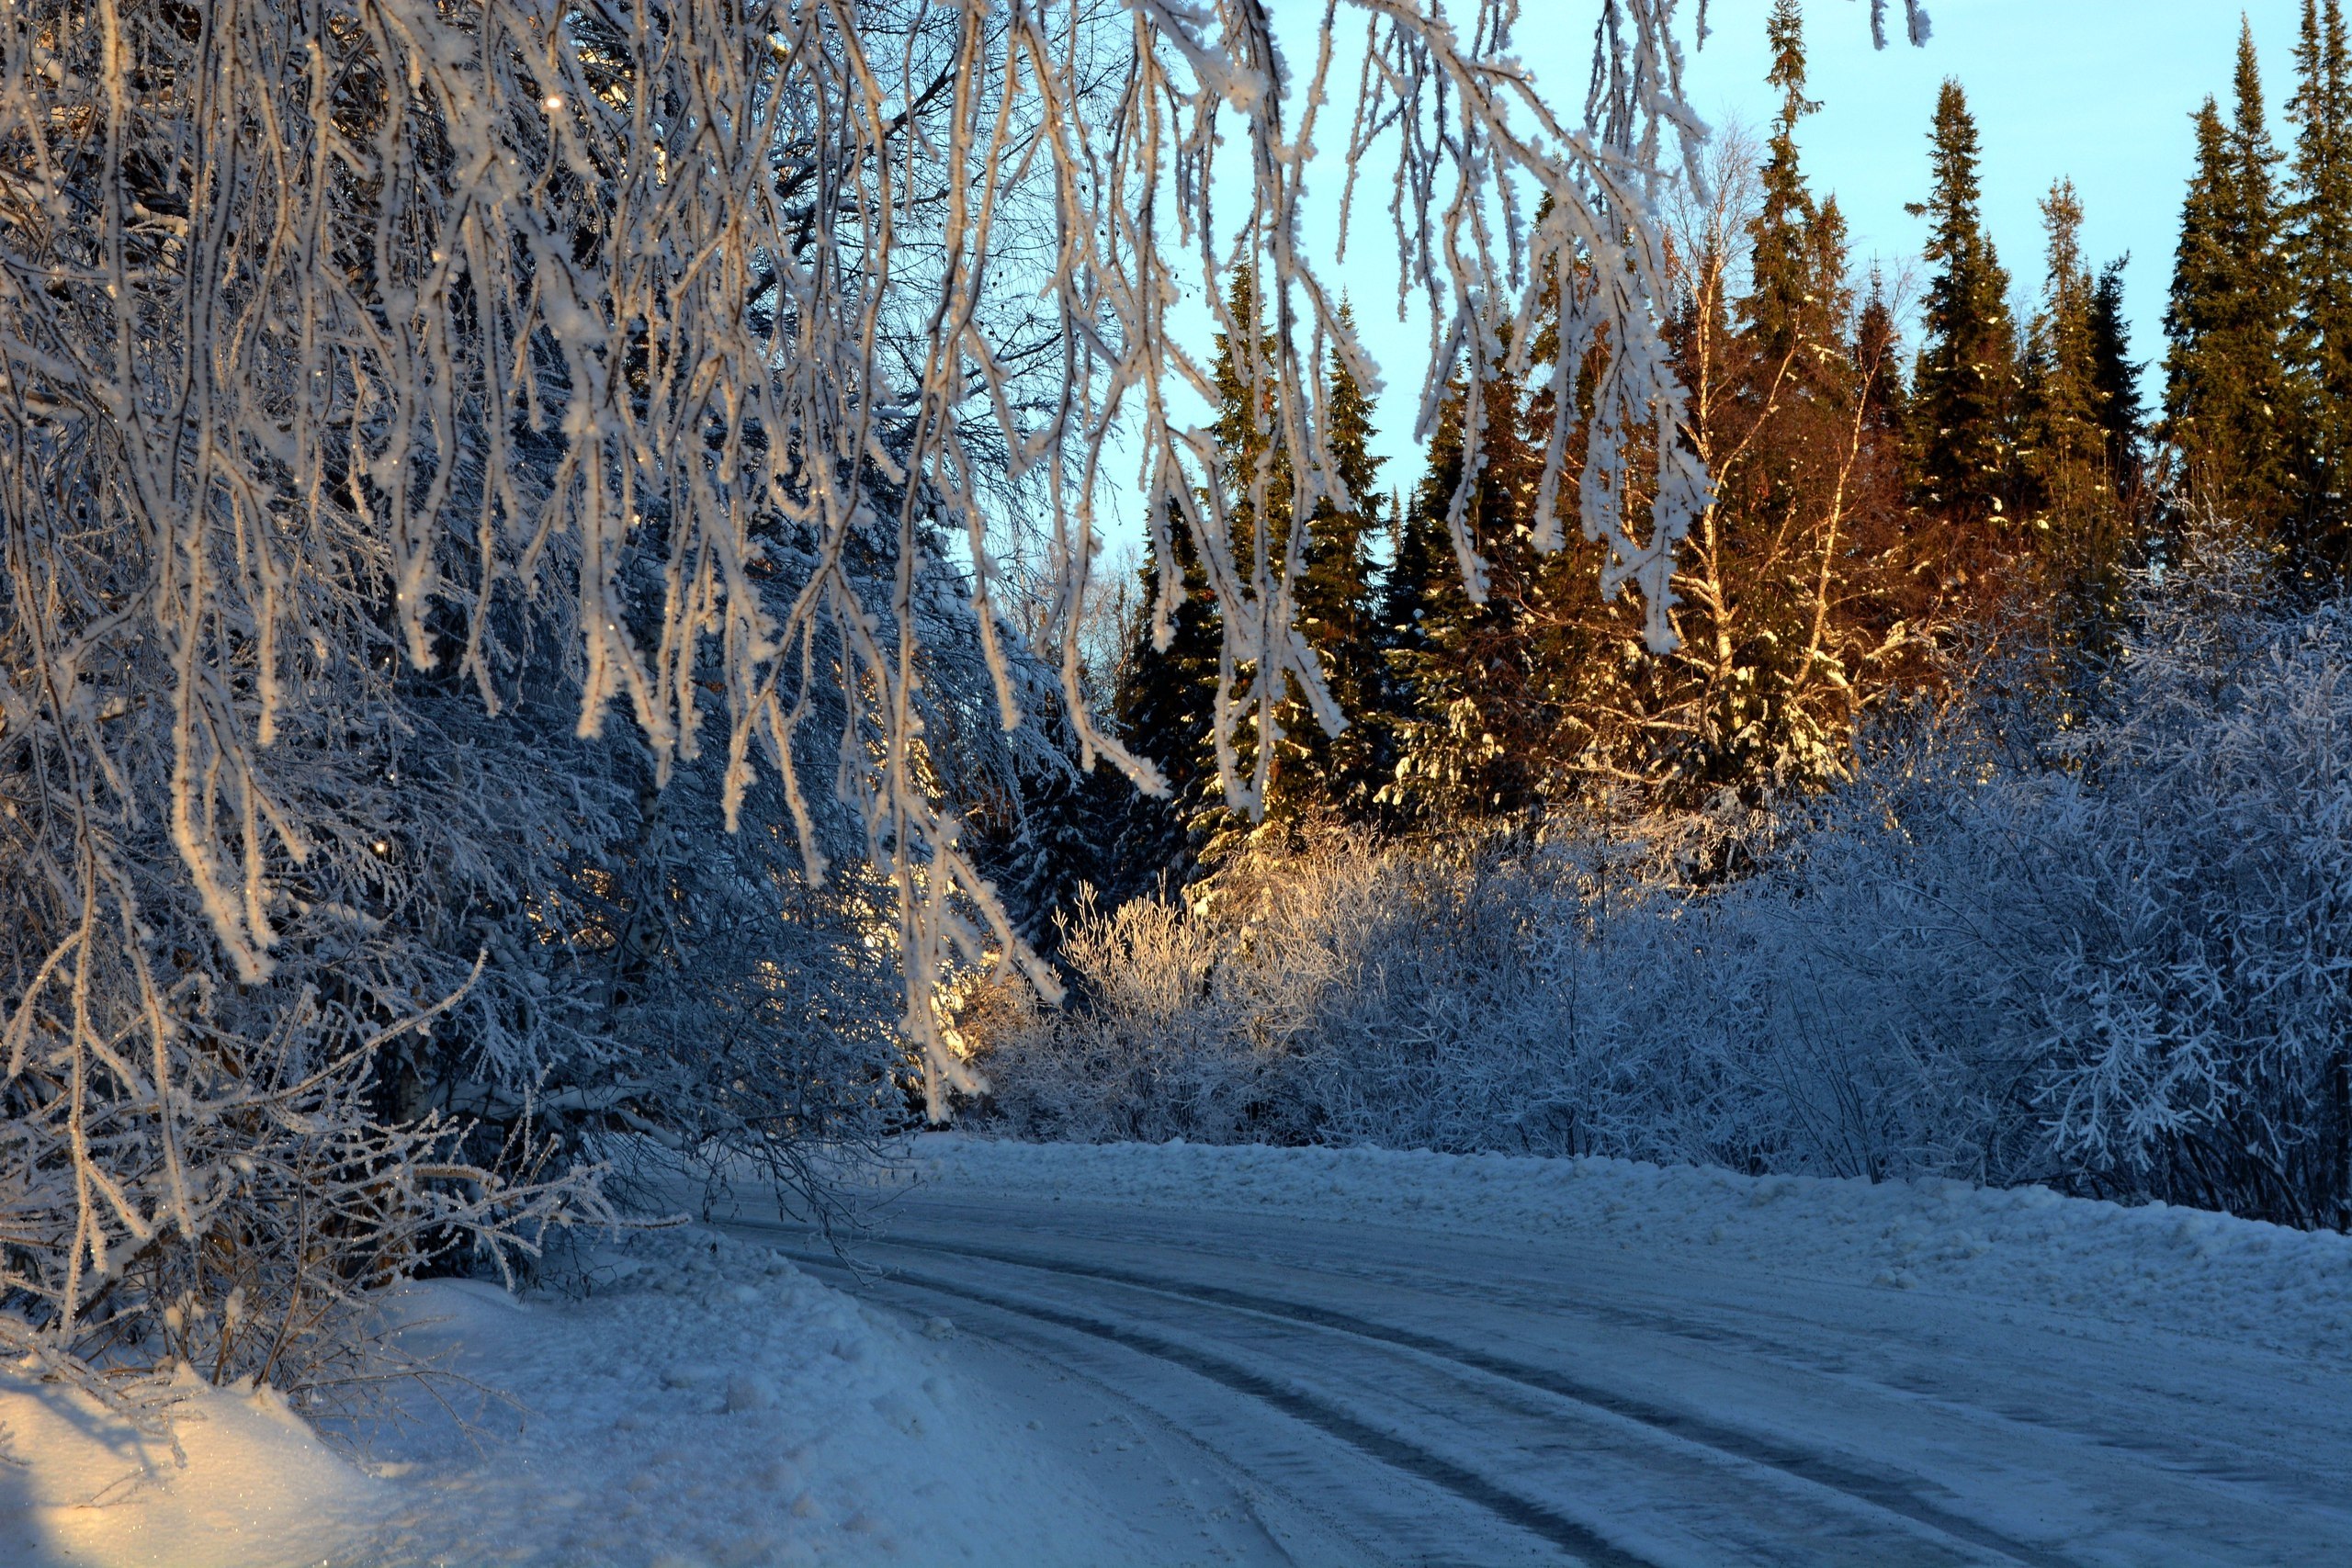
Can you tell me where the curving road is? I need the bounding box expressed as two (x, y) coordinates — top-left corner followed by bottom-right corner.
(729, 1189), (2352, 1567)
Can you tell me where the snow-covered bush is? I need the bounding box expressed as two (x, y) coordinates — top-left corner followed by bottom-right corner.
(0, 0), (1063, 1404)
(969, 829), (1721, 1156)
(1887, 553), (2352, 1223)
(975, 561), (2352, 1229)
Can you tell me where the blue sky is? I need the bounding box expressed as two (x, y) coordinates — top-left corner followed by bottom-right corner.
(1094, 2), (2307, 540)
(1678, 0), (2304, 394)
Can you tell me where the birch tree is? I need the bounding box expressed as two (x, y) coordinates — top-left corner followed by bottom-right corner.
(0, 0), (1928, 1396)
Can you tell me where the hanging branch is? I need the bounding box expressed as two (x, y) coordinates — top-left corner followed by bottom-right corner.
(0, 0), (1928, 1381)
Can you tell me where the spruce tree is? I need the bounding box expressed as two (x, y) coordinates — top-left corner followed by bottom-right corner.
(1909, 80), (2020, 532)
(2025, 180), (2130, 662)
(994, 716), (1125, 946)
(1374, 472), (1453, 784)
(1208, 269), (1289, 586)
(1276, 311), (1389, 818)
(1186, 269), (1287, 856)
(2164, 28), (2295, 534)
(1380, 356), (1547, 819)
(1380, 485), (1451, 674)
(1687, 5), (1866, 798)
(1855, 266), (1910, 434)
(2165, 99), (2242, 502)
(2225, 19), (2299, 521)
(2024, 181), (2106, 531)
(1743, 0), (1839, 370)
(2086, 258), (2145, 494)
(1650, 0), (1940, 808)
(1107, 509), (1222, 892)
(1198, 278), (1391, 829)
(2287, 0), (2352, 575)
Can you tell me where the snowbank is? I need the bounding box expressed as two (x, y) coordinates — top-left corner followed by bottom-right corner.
(355, 1226), (1154, 1566)
(0, 1225), (1152, 1567)
(901, 1135), (2352, 1363)
(0, 1361), (390, 1568)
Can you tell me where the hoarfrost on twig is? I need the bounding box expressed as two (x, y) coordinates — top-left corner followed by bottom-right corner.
(0, 0), (1919, 1389)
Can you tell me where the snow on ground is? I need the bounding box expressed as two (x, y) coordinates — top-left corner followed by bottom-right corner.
(891, 1135), (2352, 1365)
(6, 1138), (2346, 1568)
(0, 1361), (393, 1568)
(834, 1137), (2352, 1564)
(0, 1224), (1157, 1568)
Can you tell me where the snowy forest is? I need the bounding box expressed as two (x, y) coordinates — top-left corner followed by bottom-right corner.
(2, 0), (2346, 1467)
(964, 3), (2352, 1241)
(969, 2), (2352, 1237)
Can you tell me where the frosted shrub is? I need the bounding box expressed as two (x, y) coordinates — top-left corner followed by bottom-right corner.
(976, 828), (1801, 1164)
(1741, 545), (2352, 1223)
(1954, 581), (2352, 1221)
(975, 832), (1641, 1152)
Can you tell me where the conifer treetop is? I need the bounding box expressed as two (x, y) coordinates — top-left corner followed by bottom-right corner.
(1910, 79), (2018, 525)
(2165, 30), (2297, 526)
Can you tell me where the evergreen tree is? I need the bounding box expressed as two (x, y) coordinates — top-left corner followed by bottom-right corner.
(1649, 0), (1939, 807)
(2287, 0), (2352, 575)
(1107, 509), (1223, 890)
(1380, 355), (1549, 818)
(1190, 276), (1394, 832)
(991, 716), (1125, 947)
(1743, 0), (1839, 369)
(1209, 270), (1288, 585)
(1909, 80), (2020, 532)
(1679, 2), (1871, 798)
(2165, 28), (2296, 534)
(1389, 5), (1936, 824)
(2165, 99), (2245, 500)
(1380, 484), (1451, 672)
(1182, 269), (1290, 857)
(1854, 265), (1910, 434)
(1372, 9), (1945, 829)
(2086, 258), (2146, 494)
(2025, 180), (2131, 662)
(1273, 309), (1390, 818)
(1374, 470), (1453, 764)
(2024, 182), (2107, 529)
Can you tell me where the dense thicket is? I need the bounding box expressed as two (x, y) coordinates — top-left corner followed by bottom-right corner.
(978, 536), (2352, 1229)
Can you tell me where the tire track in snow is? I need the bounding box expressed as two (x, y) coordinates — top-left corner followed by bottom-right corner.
(782, 1247), (1660, 1568)
(871, 1233), (2078, 1568)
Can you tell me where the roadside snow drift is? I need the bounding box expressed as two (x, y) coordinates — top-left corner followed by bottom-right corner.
(0, 1225), (1154, 1567)
(0, 1362), (390, 1568)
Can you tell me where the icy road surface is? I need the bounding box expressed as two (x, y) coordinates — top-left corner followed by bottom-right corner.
(733, 1138), (2352, 1568)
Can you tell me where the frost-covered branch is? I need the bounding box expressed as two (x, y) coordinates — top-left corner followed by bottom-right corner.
(0, 0), (1923, 1385)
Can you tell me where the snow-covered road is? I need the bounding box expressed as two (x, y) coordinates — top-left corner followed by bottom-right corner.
(12, 1138), (2346, 1566)
(734, 1144), (2352, 1568)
